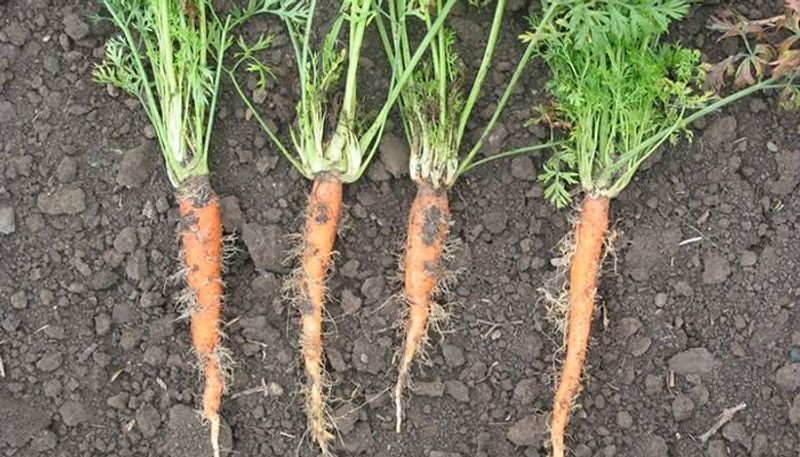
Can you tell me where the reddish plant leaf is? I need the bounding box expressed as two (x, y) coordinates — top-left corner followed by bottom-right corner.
(735, 59), (756, 87)
(704, 55), (738, 91)
(708, 10), (753, 40)
(783, 11), (800, 34)
(773, 49), (800, 78)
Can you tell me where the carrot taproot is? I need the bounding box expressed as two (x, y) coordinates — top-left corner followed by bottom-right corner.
(298, 172), (343, 454)
(550, 194), (609, 457)
(230, 0), (463, 450)
(178, 176), (225, 457)
(394, 183), (450, 432)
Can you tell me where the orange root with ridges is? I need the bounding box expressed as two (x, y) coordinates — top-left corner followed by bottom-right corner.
(299, 173), (343, 455)
(550, 194), (609, 457)
(394, 182), (450, 433)
(178, 175), (225, 457)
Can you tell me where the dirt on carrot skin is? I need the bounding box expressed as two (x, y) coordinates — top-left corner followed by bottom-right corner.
(177, 174), (226, 456)
(297, 172), (343, 454)
(421, 204), (444, 247)
(1, 1), (799, 456)
(394, 182), (450, 432)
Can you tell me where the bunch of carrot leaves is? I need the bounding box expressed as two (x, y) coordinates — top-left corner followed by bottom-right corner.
(93, 0), (305, 187)
(231, 0), (457, 183)
(376, 0), (562, 189)
(535, 0), (706, 206)
(534, 0), (784, 207)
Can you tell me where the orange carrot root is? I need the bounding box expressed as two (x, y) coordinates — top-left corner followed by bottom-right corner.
(550, 194), (610, 457)
(298, 173), (343, 454)
(178, 175), (225, 457)
(394, 183), (450, 433)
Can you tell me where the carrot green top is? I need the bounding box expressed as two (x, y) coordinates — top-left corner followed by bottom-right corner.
(231, 0), (458, 184)
(532, 0), (713, 207)
(377, 0), (562, 189)
(532, 0), (787, 208)
(94, 0), (304, 187)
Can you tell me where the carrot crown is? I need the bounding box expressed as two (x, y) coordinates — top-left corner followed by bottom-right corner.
(377, 0), (562, 189)
(231, 0), (458, 184)
(94, 0), (301, 187)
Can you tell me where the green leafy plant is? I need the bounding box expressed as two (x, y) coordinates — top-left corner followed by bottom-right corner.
(536, 1), (784, 208)
(522, 2), (785, 457)
(94, 0), (304, 186)
(377, 0), (563, 189)
(231, 0), (457, 183)
(539, 39), (712, 206)
(93, 2), (303, 456)
(228, 0), (458, 453)
(532, 0), (691, 48)
(375, 0), (564, 433)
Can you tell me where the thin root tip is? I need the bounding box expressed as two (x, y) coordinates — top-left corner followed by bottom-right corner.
(550, 441), (565, 457)
(394, 382), (404, 434)
(209, 414), (221, 457)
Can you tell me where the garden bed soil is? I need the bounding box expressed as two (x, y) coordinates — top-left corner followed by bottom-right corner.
(1, 0), (799, 456)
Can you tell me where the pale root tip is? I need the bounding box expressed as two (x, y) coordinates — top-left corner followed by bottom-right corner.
(209, 414), (221, 457)
(393, 379), (404, 433)
(306, 387), (334, 455)
(394, 403), (402, 433)
(551, 442), (564, 457)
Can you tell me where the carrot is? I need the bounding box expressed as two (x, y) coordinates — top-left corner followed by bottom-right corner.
(298, 173), (343, 454)
(526, 3), (775, 454)
(230, 1), (461, 450)
(95, 2), (252, 454)
(179, 176), (225, 456)
(394, 183), (450, 432)
(378, 0), (564, 433)
(550, 194), (609, 457)
(178, 176), (225, 457)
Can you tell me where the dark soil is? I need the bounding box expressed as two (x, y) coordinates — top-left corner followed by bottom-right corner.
(1, 1), (799, 456)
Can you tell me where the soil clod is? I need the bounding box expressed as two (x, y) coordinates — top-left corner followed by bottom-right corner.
(668, 347), (717, 375)
(116, 144), (155, 188)
(0, 394), (50, 447)
(59, 401), (88, 427)
(0, 204), (14, 234)
(242, 223), (285, 272)
(506, 413), (547, 447)
(775, 364), (800, 392)
(36, 187), (86, 215)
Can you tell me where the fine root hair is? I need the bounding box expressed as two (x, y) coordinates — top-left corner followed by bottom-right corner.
(302, 364), (335, 456)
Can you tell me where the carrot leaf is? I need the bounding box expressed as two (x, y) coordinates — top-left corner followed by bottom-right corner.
(535, 1), (790, 208)
(230, 0), (459, 183)
(534, 1), (716, 207)
(378, 0), (564, 188)
(94, 0), (299, 187)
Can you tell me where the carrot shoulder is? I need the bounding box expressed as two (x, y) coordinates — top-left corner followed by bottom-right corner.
(178, 176), (225, 457)
(395, 183), (450, 432)
(299, 173), (343, 454)
(551, 194), (609, 457)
